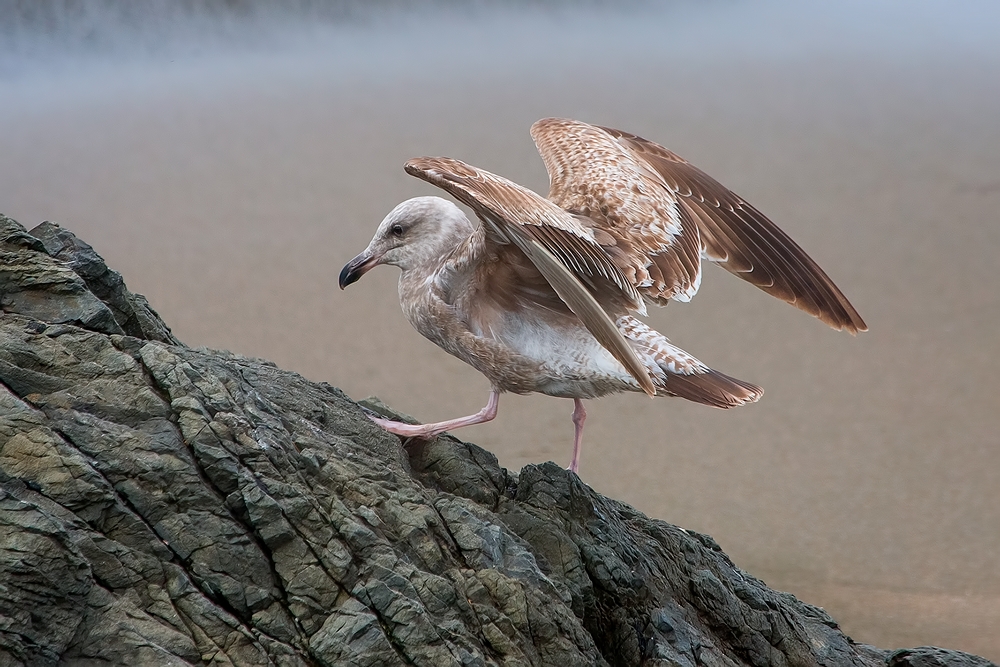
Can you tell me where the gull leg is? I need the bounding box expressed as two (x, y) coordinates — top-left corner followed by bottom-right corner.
(568, 398), (587, 473)
(370, 390), (499, 439)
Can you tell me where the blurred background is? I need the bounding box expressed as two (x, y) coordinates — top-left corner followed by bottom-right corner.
(2, 0), (998, 658)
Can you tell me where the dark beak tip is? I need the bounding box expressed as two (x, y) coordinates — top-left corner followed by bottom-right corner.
(340, 253), (375, 290)
(338, 263), (356, 290)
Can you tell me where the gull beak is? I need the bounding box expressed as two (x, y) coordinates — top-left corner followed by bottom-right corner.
(339, 250), (382, 289)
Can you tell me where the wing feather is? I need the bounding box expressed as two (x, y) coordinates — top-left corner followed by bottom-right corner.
(531, 117), (704, 305)
(598, 123), (868, 333)
(530, 117), (866, 333)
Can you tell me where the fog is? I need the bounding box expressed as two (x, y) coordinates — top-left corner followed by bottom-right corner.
(2, 0), (999, 657)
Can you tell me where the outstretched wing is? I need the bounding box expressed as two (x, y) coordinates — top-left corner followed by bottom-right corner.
(532, 118), (867, 333)
(405, 156), (656, 396)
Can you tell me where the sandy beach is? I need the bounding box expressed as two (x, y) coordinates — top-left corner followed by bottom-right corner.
(2, 0), (999, 657)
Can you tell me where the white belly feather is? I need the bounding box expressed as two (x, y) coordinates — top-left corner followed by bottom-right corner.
(478, 309), (638, 398)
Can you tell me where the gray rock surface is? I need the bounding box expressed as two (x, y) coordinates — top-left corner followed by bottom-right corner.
(0, 213), (994, 667)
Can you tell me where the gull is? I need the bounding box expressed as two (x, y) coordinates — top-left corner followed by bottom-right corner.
(339, 118), (866, 472)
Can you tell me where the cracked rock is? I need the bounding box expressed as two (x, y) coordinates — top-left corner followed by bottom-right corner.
(0, 215), (995, 667)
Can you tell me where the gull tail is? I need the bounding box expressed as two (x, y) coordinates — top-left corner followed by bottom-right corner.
(618, 316), (763, 409)
(658, 368), (763, 408)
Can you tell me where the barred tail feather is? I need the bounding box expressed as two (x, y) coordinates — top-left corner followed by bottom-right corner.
(617, 315), (763, 409)
(659, 368), (762, 409)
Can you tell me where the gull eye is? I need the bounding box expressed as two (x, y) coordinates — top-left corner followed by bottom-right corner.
(390, 224), (405, 237)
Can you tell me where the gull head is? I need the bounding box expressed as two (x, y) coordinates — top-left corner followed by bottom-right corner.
(339, 196), (472, 288)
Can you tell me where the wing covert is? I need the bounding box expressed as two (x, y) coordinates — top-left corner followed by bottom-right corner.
(531, 117), (704, 305)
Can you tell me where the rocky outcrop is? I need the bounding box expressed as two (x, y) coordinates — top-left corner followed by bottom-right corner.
(0, 213), (994, 667)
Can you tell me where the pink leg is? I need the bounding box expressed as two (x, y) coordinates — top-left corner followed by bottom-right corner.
(369, 390), (499, 439)
(568, 398), (587, 473)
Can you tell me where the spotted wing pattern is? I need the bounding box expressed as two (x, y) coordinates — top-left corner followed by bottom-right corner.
(532, 118), (867, 333)
(531, 118), (703, 305)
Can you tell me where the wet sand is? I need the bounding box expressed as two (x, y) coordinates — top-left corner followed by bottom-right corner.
(2, 1), (999, 657)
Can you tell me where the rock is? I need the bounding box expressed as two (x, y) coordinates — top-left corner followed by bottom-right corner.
(888, 648), (997, 667)
(0, 214), (994, 667)
(27, 220), (181, 345)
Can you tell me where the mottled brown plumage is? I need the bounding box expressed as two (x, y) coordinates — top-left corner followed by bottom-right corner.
(340, 118), (866, 472)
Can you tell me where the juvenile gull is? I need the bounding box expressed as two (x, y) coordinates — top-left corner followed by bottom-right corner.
(339, 118), (866, 472)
